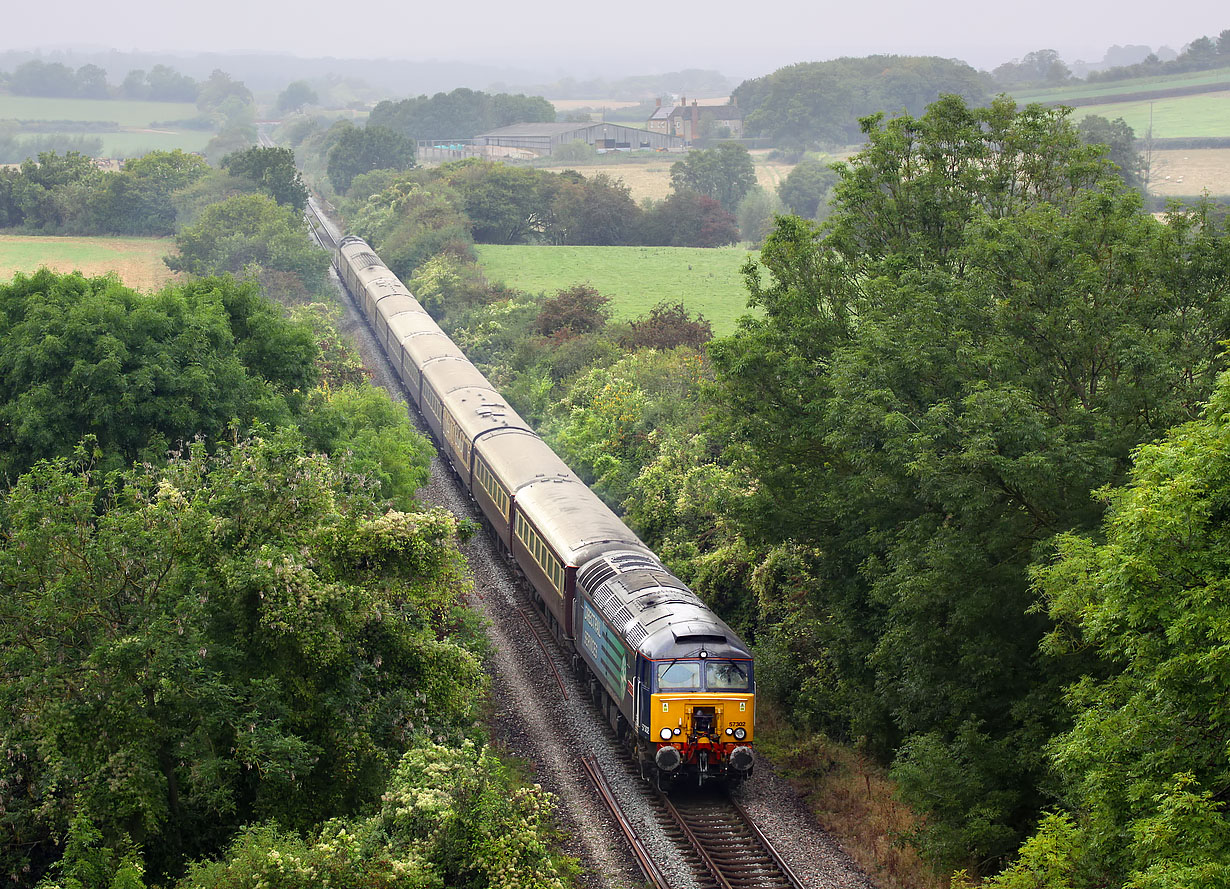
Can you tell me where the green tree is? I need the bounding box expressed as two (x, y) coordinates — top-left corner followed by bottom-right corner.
(0, 430), (476, 885)
(167, 193), (330, 298)
(275, 80), (318, 113)
(196, 69), (253, 114)
(734, 55), (987, 148)
(0, 270), (318, 480)
(95, 149), (210, 235)
(670, 143), (757, 212)
(639, 191), (739, 247)
(437, 159), (553, 244)
(221, 146), (309, 211)
(1019, 369), (1230, 886)
(326, 124), (416, 194)
(368, 88), (554, 141)
(1077, 114), (1142, 188)
(549, 171), (640, 245)
(776, 156), (838, 219)
(706, 96), (1230, 868)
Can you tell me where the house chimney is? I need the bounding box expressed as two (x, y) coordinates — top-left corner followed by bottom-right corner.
(681, 95), (686, 108)
(656, 97), (662, 108)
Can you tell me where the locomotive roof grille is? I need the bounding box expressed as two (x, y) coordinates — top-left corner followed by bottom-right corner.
(578, 561), (616, 592)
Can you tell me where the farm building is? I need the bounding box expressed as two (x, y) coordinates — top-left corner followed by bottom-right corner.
(473, 122), (685, 156)
(647, 97), (744, 140)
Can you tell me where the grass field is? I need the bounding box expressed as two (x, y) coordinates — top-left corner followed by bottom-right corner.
(1015, 65), (1230, 104)
(0, 234), (179, 291)
(0, 96), (199, 127)
(1069, 90), (1230, 138)
(474, 244), (757, 335)
(0, 95), (210, 157)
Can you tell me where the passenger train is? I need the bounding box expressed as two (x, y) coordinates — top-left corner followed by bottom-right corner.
(333, 234), (754, 785)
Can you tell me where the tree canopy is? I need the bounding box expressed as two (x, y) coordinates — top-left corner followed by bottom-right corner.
(326, 124), (416, 194)
(166, 193), (330, 299)
(732, 55), (987, 148)
(669, 143), (757, 213)
(221, 145), (309, 211)
(705, 95), (1230, 869)
(0, 429), (478, 883)
(0, 270), (319, 481)
(368, 87), (555, 141)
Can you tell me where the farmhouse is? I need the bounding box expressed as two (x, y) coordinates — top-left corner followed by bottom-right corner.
(647, 97), (744, 141)
(473, 122), (684, 156)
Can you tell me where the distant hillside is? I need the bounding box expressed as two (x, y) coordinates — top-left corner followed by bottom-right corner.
(1013, 65), (1230, 105)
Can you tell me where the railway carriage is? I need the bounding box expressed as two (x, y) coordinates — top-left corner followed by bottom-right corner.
(332, 233), (755, 785)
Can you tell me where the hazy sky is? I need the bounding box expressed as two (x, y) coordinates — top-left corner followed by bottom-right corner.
(5, 0), (1226, 77)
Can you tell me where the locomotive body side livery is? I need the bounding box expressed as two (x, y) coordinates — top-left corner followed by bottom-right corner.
(332, 234), (755, 784)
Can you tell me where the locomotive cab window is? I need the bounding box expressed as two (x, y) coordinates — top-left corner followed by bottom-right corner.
(656, 660), (702, 692)
(706, 659), (752, 691)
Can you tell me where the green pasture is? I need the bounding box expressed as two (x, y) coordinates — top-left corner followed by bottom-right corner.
(474, 244), (758, 336)
(0, 95), (199, 126)
(1066, 91), (1230, 138)
(1014, 65), (1230, 104)
(0, 95), (209, 157)
(65, 129), (213, 156)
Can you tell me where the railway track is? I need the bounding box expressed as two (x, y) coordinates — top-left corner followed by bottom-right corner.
(305, 188), (808, 889)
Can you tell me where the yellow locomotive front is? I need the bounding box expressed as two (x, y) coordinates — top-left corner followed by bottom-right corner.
(648, 653), (755, 783)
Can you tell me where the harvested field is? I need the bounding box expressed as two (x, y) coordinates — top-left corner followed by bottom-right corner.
(541, 153), (805, 202)
(1147, 148), (1230, 196)
(538, 161), (676, 200)
(0, 235), (179, 291)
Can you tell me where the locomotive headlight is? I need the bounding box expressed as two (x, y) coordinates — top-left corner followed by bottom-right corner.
(725, 728), (734, 736)
(660, 727), (673, 741)
(734, 727), (747, 740)
(673, 727), (681, 736)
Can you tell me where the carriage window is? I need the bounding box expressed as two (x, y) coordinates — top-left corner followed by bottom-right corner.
(706, 660), (750, 691)
(656, 661), (702, 691)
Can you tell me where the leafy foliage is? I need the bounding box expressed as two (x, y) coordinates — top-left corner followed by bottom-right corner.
(181, 740), (576, 889)
(733, 55), (988, 148)
(0, 429), (479, 885)
(326, 124), (416, 194)
(704, 96), (1230, 869)
(368, 88), (555, 141)
(0, 149), (207, 234)
(0, 270), (317, 481)
(669, 143), (757, 213)
(221, 146), (309, 212)
(166, 193), (330, 299)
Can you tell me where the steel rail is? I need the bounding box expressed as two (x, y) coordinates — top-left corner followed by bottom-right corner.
(729, 796), (806, 888)
(517, 609), (569, 700)
(580, 754), (672, 889)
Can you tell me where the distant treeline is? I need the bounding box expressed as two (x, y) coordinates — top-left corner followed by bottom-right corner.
(368, 88), (556, 141)
(1088, 27), (1230, 82)
(0, 60), (201, 101)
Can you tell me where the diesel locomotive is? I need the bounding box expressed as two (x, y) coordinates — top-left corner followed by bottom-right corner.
(333, 234), (754, 785)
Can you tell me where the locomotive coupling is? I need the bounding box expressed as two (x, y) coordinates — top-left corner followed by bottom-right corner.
(656, 745), (683, 772)
(729, 745), (755, 772)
